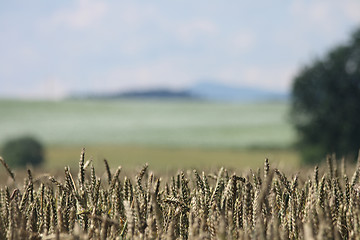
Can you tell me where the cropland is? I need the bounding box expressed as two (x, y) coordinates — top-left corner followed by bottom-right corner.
(0, 151), (358, 239)
(0, 99), (298, 171)
(1, 99), (357, 239)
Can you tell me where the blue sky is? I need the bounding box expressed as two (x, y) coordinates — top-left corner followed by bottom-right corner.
(1, 1), (360, 99)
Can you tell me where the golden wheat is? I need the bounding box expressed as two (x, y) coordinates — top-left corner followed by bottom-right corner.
(0, 150), (359, 239)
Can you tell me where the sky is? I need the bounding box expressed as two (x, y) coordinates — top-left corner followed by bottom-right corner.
(1, 1), (360, 99)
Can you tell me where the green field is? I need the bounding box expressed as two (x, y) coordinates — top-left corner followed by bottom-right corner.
(0, 99), (299, 170)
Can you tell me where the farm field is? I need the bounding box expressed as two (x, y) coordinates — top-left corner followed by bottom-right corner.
(44, 145), (300, 172)
(0, 150), (357, 239)
(0, 99), (298, 170)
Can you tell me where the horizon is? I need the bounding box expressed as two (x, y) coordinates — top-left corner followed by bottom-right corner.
(0, 80), (290, 102)
(1, 1), (360, 99)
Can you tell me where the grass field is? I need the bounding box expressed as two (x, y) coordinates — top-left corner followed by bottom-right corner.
(0, 99), (295, 147)
(44, 145), (299, 172)
(0, 99), (299, 170)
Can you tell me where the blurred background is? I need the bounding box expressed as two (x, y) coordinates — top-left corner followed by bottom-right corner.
(0, 1), (359, 171)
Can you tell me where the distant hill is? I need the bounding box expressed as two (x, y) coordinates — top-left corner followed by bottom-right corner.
(87, 89), (197, 100)
(189, 82), (289, 102)
(76, 81), (289, 102)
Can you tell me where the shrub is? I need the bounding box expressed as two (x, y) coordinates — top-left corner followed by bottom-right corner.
(1, 136), (44, 168)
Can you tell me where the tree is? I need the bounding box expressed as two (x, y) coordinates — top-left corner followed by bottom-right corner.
(1, 136), (44, 168)
(291, 28), (360, 164)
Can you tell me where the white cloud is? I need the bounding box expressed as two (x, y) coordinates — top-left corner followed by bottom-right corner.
(285, 0), (360, 63)
(216, 64), (298, 92)
(2, 1), (360, 99)
(97, 58), (193, 92)
(118, 3), (158, 27)
(36, 77), (69, 100)
(290, 1), (338, 33)
(245, 66), (297, 91)
(175, 19), (218, 44)
(230, 32), (256, 53)
(290, 0), (360, 34)
(343, 0), (360, 22)
(52, 0), (108, 29)
(6, 77), (69, 100)
(0, 45), (40, 77)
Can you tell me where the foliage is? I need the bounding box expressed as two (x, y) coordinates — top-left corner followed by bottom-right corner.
(1, 136), (44, 168)
(291, 27), (360, 164)
(0, 150), (360, 239)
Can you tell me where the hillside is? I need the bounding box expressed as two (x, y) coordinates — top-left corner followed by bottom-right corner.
(77, 81), (289, 102)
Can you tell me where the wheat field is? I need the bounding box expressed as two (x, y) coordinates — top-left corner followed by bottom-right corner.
(0, 150), (359, 239)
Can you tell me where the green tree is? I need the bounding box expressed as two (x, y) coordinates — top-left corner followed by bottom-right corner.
(291, 28), (360, 164)
(1, 136), (44, 168)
